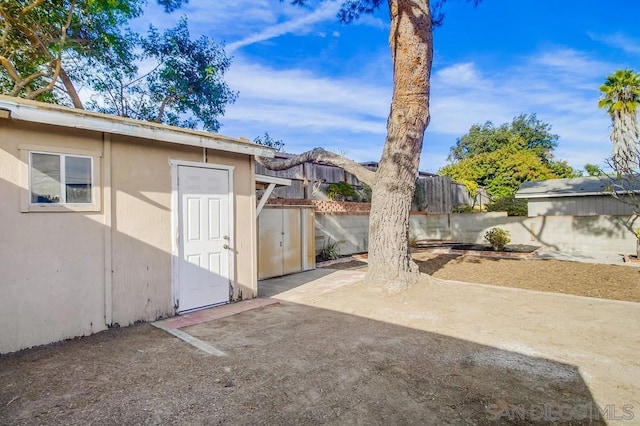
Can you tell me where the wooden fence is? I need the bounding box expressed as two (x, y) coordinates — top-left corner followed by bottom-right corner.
(256, 153), (485, 213)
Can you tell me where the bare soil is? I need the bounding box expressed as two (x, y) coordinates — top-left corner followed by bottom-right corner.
(323, 251), (640, 303)
(0, 301), (605, 425)
(1, 252), (637, 424)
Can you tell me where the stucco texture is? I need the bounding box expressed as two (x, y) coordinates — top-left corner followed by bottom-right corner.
(0, 120), (257, 353)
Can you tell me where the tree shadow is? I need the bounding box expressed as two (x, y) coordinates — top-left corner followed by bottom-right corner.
(0, 302), (611, 424)
(414, 253), (462, 274)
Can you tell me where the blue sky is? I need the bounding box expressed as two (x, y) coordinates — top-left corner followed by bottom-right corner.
(135, 0), (640, 173)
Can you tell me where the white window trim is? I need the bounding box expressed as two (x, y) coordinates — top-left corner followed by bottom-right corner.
(19, 144), (102, 212)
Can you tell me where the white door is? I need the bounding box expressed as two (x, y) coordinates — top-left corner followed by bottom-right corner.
(177, 165), (231, 312)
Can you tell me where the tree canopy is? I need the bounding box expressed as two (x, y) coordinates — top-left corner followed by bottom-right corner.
(584, 163), (603, 177)
(448, 113), (559, 163)
(253, 132), (285, 152)
(0, 0), (235, 131)
(440, 115), (580, 199)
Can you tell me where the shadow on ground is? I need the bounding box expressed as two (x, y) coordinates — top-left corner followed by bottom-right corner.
(258, 269), (336, 298)
(0, 302), (606, 425)
(415, 253), (463, 275)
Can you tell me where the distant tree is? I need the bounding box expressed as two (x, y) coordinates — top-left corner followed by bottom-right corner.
(598, 69), (640, 172)
(0, 0), (144, 107)
(253, 132), (285, 152)
(448, 114), (559, 163)
(259, 0), (482, 292)
(440, 117), (579, 200)
(87, 18), (236, 131)
(548, 160), (582, 178)
(1, 0), (235, 130)
(486, 196), (527, 216)
(440, 141), (558, 199)
(584, 163), (603, 177)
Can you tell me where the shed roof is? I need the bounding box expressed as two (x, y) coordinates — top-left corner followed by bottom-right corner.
(515, 176), (640, 199)
(0, 95), (274, 158)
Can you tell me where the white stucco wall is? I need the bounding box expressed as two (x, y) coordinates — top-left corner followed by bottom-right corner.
(0, 120), (258, 353)
(314, 212), (639, 256)
(0, 122), (107, 353)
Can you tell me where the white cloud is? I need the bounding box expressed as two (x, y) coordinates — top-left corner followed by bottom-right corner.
(434, 62), (489, 88)
(133, 0), (311, 43)
(588, 32), (640, 55)
(218, 58), (391, 161)
(226, 1), (342, 52)
(423, 48), (618, 171)
(227, 61), (390, 113)
(219, 46), (618, 171)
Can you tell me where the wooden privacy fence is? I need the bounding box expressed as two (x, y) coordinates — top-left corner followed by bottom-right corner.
(256, 154), (364, 200)
(256, 154), (483, 214)
(412, 176), (489, 213)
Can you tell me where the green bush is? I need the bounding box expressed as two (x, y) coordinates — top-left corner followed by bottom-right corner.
(327, 181), (356, 201)
(484, 227), (511, 251)
(452, 204), (474, 213)
(318, 239), (340, 261)
(486, 195), (528, 216)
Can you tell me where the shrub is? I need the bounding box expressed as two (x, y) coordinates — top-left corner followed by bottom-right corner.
(318, 239), (340, 261)
(409, 234), (419, 248)
(326, 181), (356, 201)
(486, 195), (528, 216)
(452, 204), (474, 213)
(484, 227), (511, 251)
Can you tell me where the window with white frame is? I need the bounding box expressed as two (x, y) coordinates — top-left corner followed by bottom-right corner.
(30, 152), (93, 204)
(20, 145), (102, 212)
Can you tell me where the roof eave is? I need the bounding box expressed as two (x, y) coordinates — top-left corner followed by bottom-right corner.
(0, 97), (274, 158)
(515, 190), (639, 199)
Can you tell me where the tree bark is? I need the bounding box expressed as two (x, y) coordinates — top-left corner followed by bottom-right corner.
(365, 0), (433, 291)
(59, 67), (84, 109)
(611, 110), (640, 173)
(257, 148), (375, 186)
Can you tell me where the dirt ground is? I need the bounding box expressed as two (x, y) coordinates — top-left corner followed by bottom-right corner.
(1, 254), (638, 424)
(323, 251), (640, 303)
(0, 300), (606, 425)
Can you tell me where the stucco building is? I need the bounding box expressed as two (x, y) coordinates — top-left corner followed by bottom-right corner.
(0, 95), (274, 353)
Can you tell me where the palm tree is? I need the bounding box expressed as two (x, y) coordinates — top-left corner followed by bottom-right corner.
(598, 69), (640, 173)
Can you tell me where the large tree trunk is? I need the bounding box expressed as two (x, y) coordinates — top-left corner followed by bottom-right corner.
(256, 0), (434, 292)
(365, 0), (433, 291)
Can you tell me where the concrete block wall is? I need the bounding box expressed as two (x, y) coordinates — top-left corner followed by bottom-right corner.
(444, 213), (638, 254)
(316, 214), (370, 255)
(314, 211), (639, 256)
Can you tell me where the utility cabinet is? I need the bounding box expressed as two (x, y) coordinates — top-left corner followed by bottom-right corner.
(258, 206), (315, 279)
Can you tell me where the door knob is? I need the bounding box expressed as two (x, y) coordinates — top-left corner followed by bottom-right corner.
(223, 244), (229, 249)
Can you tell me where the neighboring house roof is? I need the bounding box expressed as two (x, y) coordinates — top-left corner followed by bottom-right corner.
(515, 176), (640, 199)
(0, 95), (274, 158)
(358, 160), (437, 177)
